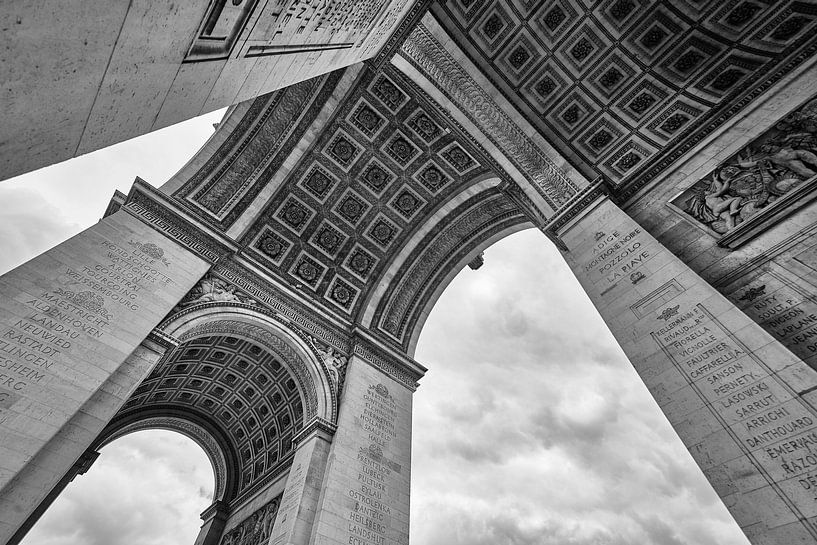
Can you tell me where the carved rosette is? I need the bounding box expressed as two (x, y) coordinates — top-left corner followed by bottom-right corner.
(400, 23), (578, 209)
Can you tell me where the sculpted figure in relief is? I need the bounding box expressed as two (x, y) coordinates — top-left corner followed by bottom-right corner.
(180, 276), (257, 308)
(675, 96), (817, 234)
(315, 341), (347, 388)
(219, 499), (280, 545)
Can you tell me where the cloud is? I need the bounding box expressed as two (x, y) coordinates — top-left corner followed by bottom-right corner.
(6, 111), (750, 545)
(412, 230), (751, 545)
(21, 431), (213, 545)
(0, 186), (80, 274)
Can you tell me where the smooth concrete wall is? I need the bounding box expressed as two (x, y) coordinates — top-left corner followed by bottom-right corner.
(1, 0), (415, 183)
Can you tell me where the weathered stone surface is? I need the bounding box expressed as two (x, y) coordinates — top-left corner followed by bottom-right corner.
(0, 0), (417, 183)
(0, 210), (209, 542)
(558, 198), (817, 541)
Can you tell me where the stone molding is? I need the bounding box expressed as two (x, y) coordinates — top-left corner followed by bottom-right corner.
(618, 39), (817, 204)
(292, 417), (337, 446)
(375, 191), (525, 345)
(372, 0), (434, 67)
(213, 259), (351, 352)
(200, 500), (229, 521)
(181, 73), (343, 229)
(147, 328), (181, 351)
(123, 179), (235, 263)
(352, 336), (424, 391)
(399, 22), (578, 209)
(543, 177), (612, 249)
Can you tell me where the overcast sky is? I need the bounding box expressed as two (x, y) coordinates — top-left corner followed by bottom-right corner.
(2, 110), (751, 545)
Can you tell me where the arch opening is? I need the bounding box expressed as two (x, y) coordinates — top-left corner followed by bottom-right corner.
(19, 430), (214, 545)
(112, 331), (312, 504)
(409, 229), (750, 545)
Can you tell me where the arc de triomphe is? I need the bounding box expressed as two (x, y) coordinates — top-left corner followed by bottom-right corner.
(4, 1), (817, 544)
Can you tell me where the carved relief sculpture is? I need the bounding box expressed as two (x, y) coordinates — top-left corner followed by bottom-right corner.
(672, 95), (817, 235)
(220, 496), (280, 545)
(178, 275), (258, 308)
(310, 337), (348, 393)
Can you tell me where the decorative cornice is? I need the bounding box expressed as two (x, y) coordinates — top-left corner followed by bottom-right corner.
(352, 335), (424, 392)
(292, 416), (337, 446)
(103, 190), (127, 218)
(212, 260), (351, 353)
(371, 0), (433, 67)
(147, 328), (181, 350)
(199, 500), (229, 521)
(543, 177), (612, 249)
(123, 179), (235, 263)
(399, 23), (578, 210)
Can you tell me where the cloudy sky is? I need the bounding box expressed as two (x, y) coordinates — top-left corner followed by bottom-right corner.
(2, 110), (750, 545)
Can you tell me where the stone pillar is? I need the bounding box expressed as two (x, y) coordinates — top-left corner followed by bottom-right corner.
(0, 209), (209, 542)
(194, 501), (229, 545)
(270, 419), (336, 545)
(308, 349), (417, 545)
(553, 196), (817, 543)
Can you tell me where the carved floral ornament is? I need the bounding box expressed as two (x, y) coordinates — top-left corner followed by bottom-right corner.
(739, 285), (767, 302)
(657, 305), (681, 321)
(128, 240), (170, 266)
(671, 96), (817, 237)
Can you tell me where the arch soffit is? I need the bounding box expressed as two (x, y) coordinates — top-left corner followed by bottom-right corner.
(160, 306), (336, 424)
(365, 187), (532, 355)
(358, 175), (503, 327)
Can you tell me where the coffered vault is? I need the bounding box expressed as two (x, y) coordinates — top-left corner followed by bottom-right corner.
(5, 2), (817, 545)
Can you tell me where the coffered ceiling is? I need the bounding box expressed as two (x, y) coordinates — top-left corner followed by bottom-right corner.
(431, 0), (817, 191)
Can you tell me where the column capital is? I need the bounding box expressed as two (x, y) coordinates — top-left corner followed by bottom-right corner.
(199, 500), (230, 522)
(293, 417), (337, 447)
(351, 330), (426, 391)
(543, 177), (616, 250)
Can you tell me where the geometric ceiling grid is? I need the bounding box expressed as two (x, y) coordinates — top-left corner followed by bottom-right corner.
(433, 0), (817, 185)
(241, 64), (496, 320)
(119, 335), (303, 495)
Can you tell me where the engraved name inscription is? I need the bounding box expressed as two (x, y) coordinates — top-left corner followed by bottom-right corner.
(347, 383), (401, 545)
(0, 238), (175, 419)
(650, 304), (817, 511)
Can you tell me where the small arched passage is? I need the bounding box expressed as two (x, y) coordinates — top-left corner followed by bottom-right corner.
(19, 429), (215, 545)
(15, 311), (326, 545)
(107, 307), (335, 506)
